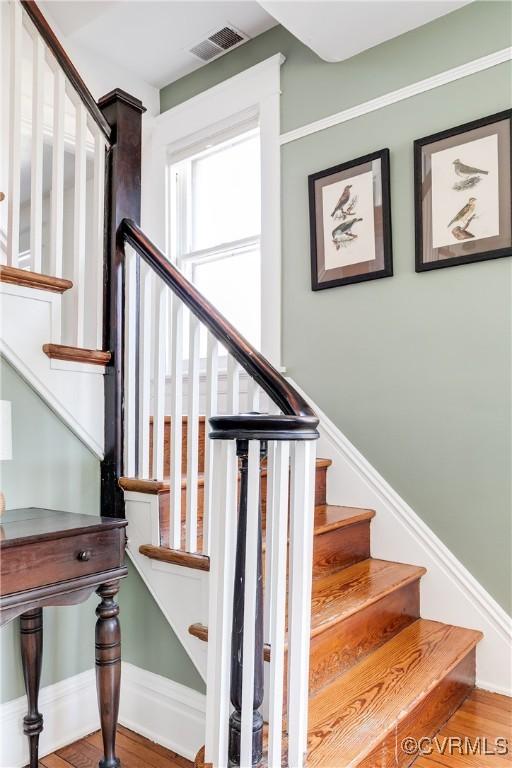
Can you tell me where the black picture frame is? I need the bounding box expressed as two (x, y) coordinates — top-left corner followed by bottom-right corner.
(308, 148), (393, 290)
(414, 109), (512, 272)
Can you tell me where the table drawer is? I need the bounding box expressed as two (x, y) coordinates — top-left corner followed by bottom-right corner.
(1, 528), (125, 595)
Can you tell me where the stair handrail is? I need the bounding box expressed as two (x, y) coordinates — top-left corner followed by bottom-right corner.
(20, 0), (112, 144)
(121, 218), (319, 436)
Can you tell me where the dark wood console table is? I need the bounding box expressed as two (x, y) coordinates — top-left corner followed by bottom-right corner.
(0, 508), (128, 768)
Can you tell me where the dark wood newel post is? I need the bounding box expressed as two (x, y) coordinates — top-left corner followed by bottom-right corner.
(98, 89), (146, 519)
(229, 439), (266, 768)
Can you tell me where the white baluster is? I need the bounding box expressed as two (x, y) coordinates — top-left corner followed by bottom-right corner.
(240, 439), (262, 768)
(49, 64), (65, 278)
(7, 0), (22, 267)
(72, 99), (87, 346)
(152, 281), (167, 481)
(123, 247), (137, 478)
(137, 265), (152, 478)
(227, 355), (240, 414)
(287, 440), (316, 768)
(205, 438), (238, 767)
(92, 127), (105, 349)
(29, 31), (44, 272)
(267, 440), (290, 768)
(202, 333), (218, 555)
(169, 294), (183, 548)
(186, 312), (200, 552)
(247, 377), (260, 412)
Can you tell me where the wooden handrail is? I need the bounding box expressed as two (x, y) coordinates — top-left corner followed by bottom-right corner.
(20, 0), (112, 143)
(121, 219), (319, 431)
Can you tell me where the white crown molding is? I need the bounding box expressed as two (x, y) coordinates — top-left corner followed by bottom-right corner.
(0, 664), (206, 768)
(280, 47), (512, 145)
(287, 377), (512, 695)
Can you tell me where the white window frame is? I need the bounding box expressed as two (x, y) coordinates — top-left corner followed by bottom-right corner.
(148, 54), (284, 367)
(169, 127), (261, 350)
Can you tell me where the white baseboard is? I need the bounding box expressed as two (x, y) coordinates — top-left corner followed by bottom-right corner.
(0, 669), (99, 768)
(120, 662), (206, 762)
(288, 378), (512, 696)
(0, 664), (205, 768)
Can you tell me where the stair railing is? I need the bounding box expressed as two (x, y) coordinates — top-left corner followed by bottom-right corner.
(3, 2), (321, 762)
(1, 0), (110, 349)
(120, 221), (319, 768)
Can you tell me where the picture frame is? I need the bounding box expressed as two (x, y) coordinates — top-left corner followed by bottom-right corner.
(308, 148), (393, 290)
(414, 110), (512, 272)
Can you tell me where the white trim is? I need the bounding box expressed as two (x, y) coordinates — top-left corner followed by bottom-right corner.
(280, 47), (512, 145)
(124, 491), (209, 680)
(287, 378), (512, 696)
(120, 662), (206, 762)
(0, 283), (104, 458)
(149, 54), (284, 367)
(0, 664), (206, 768)
(0, 669), (99, 768)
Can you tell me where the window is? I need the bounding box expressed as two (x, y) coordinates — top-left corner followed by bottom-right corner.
(169, 128), (261, 350)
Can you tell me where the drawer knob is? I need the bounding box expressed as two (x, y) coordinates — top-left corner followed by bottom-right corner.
(77, 550), (91, 562)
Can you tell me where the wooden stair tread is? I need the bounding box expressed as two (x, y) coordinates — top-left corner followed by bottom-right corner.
(187, 558), (423, 648)
(138, 544), (210, 571)
(306, 619), (483, 767)
(42, 343), (111, 365)
(138, 505), (373, 571)
(0, 264), (73, 293)
(310, 558), (425, 635)
(313, 505), (375, 534)
(120, 458), (332, 495)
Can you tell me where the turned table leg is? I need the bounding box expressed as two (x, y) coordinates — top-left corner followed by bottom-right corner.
(95, 582), (121, 768)
(20, 608), (43, 768)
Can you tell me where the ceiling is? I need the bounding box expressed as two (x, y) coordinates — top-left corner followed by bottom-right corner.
(41, 1), (278, 88)
(259, 1), (471, 63)
(41, 1), (471, 91)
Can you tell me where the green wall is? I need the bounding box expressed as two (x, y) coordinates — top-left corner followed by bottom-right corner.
(0, 358), (203, 703)
(160, 2), (512, 613)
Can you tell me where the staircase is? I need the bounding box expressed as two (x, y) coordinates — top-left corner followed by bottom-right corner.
(123, 422), (482, 768)
(1, 3), (493, 768)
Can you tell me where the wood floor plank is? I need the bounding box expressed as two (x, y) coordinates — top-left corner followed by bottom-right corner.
(116, 726), (193, 767)
(56, 740), (104, 768)
(412, 690), (512, 768)
(40, 756), (72, 768)
(87, 729), (187, 768)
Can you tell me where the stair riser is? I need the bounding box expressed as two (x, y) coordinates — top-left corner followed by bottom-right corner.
(157, 463), (329, 549)
(312, 521), (370, 579)
(355, 648), (476, 768)
(149, 417), (206, 476)
(308, 580), (420, 695)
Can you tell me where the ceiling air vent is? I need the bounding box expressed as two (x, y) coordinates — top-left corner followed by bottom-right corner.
(189, 25), (248, 63)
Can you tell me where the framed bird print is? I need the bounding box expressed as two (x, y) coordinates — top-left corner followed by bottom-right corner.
(414, 109), (512, 271)
(308, 148), (393, 290)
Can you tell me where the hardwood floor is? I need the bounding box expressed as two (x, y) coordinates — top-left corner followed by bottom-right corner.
(40, 725), (193, 768)
(39, 690), (509, 767)
(413, 690), (512, 767)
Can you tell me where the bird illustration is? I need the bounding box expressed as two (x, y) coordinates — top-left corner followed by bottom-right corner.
(331, 185), (352, 218)
(453, 159), (488, 177)
(448, 197), (476, 228)
(332, 217), (362, 249)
